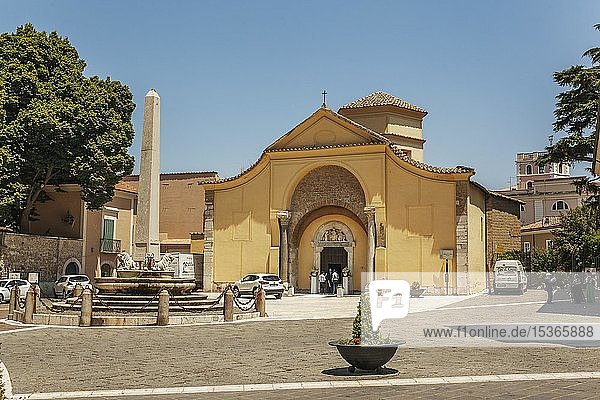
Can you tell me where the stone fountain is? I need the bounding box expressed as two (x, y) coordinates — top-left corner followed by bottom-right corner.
(94, 251), (196, 295)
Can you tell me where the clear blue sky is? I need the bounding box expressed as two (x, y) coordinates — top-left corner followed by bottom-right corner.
(2, 1), (599, 189)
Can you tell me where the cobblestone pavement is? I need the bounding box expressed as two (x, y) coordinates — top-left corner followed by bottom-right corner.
(2, 290), (600, 398)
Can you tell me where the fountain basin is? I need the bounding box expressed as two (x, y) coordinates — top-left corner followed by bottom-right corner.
(95, 276), (195, 295)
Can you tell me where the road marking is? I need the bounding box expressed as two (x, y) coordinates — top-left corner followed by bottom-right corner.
(431, 299), (571, 312)
(0, 322), (47, 335)
(13, 371), (600, 399)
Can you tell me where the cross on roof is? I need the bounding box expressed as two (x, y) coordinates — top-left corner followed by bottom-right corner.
(322, 90), (327, 107)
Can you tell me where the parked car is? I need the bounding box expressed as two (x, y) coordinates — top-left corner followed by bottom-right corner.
(0, 279), (31, 303)
(233, 274), (284, 299)
(493, 260), (528, 294)
(53, 275), (92, 298)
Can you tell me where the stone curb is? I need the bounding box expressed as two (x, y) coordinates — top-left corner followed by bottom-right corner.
(0, 360), (13, 400)
(7, 311), (259, 327)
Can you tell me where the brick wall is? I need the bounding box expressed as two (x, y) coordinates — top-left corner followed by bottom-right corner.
(287, 165), (367, 287)
(486, 194), (521, 267)
(0, 232), (83, 294)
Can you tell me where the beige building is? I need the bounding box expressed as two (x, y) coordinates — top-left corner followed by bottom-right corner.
(0, 181), (137, 292)
(202, 92), (521, 295)
(498, 151), (589, 252)
(121, 172), (218, 254)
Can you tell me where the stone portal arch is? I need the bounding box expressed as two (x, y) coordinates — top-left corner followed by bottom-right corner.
(313, 221), (355, 282)
(281, 165), (367, 288)
(62, 258), (81, 275)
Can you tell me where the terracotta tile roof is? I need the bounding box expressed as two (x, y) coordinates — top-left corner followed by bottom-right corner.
(122, 172), (218, 181)
(521, 216), (561, 231)
(389, 145), (474, 174)
(115, 181), (137, 193)
(339, 91), (427, 113)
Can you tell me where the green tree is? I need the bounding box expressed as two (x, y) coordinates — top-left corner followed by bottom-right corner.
(551, 205), (600, 271)
(0, 24), (135, 232)
(540, 24), (600, 168)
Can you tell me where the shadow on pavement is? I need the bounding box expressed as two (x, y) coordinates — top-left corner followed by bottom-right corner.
(321, 367), (398, 377)
(537, 291), (600, 317)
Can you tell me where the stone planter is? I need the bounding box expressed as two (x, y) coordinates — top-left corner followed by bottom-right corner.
(329, 340), (405, 372)
(410, 288), (426, 298)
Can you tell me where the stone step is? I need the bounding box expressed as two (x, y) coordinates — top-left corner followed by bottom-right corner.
(95, 294), (209, 301)
(52, 302), (224, 312)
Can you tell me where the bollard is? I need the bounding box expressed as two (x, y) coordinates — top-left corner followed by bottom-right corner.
(223, 288), (234, 322)
(8, 285), (18, 316)
(287, 286), (294, 297)
(157, 289), (170, 326)
(34, 284), (42, 313)
(72, 283), (84, 299)
(79, 288), (93, 327)
(336, 287), (344, 298)
(255, 287), (266, 317)
(23, 287), (35, 324)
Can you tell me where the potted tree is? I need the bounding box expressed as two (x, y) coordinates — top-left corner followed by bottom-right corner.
(410, 281), (426, 298)
(329, 294), (404, 372)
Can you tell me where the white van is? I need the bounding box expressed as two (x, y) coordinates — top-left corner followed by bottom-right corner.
(493, 260), (527, 294)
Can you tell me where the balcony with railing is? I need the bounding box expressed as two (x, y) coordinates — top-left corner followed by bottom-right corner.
(100, 238), (121, 253)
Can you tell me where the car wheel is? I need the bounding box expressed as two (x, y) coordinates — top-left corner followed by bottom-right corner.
(232, 286), (240, 298)
(275, 293), (282, 300)
(0, 293), (4, 303)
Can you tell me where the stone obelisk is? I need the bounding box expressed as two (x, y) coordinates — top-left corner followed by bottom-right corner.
(133, 89), (161, 262)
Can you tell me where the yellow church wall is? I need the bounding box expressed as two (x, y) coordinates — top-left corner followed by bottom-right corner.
(212, 164), (272, 283)
(297, 213), (368, 290)
(467, 184), (487, 293)
(384, 156), (457, 290)
(283, 117), (372, 149)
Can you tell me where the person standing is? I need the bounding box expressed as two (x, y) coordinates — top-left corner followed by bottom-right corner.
(585, 272), (596, 303)
(544, 272), (556, 304)
(326, 268), (333, 294)
(332, 269), (339, 294)
(318, 271), (326, 294)
(572, 275), (585, 304)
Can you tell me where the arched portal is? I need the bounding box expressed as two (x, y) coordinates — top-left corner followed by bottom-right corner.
(62, 258), (81, 275)
(313, 221), (355, 292)
(296, 212), (367, 291)
(286, 165), (367, 289)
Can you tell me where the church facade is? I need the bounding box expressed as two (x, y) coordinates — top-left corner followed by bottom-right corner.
(202, 92), (521, 295)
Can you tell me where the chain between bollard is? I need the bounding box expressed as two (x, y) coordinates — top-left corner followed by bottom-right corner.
(91, 284), (165, 314)
(37, 289), (88, 314)
(169, 287), (227, 314)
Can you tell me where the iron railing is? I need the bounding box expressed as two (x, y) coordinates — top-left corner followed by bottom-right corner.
(100, 238), (121, 253)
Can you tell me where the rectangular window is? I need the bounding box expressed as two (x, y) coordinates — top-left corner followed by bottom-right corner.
(538, 165), (544, 174)
(546, 240), (552, 250)
(523, 242), (531, 253)
(102, 217), (115, 240)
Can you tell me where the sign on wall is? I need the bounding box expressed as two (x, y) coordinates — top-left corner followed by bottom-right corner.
(28, 272), (39, 283)
(162, 253), (195, 279)
(8, 272), (20, 280)
(439, 249), (454, 260)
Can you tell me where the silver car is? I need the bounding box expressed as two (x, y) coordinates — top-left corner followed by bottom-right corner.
(0, 279), (31, 303)
(53, 275), (92, 298)
(233, 274), (284, 299)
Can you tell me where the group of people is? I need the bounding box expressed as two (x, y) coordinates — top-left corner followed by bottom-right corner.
(569, 273), (597, 304)
(318, 268), (340, 294)
(544, 272), (597, 304)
